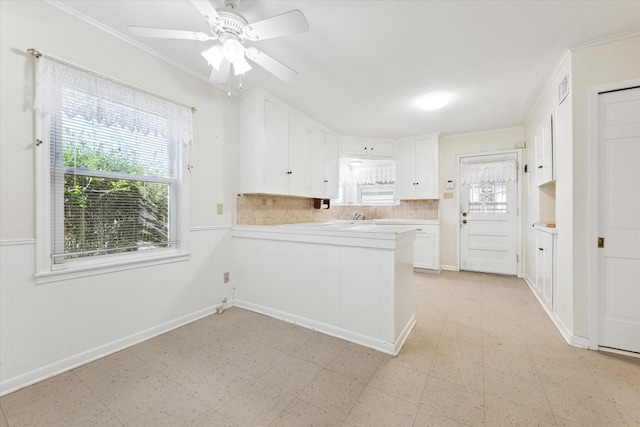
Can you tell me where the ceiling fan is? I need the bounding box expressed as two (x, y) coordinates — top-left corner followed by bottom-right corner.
(128, 0), (309, 84)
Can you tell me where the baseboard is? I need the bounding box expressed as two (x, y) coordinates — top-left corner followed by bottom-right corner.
(441, 265), (459, 272)
(414, 267), (440, 275)
(233, 299), (411, 356)
(523, 275), (587, 349)
(0, 304), (221, 397)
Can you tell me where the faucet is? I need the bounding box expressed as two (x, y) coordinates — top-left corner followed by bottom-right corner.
(353, 213), (365, 220)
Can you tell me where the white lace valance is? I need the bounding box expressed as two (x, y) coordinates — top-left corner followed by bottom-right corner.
(34, 57), (193, 145)
(461, 158), (517, 185)
(349, 162), (396, 185)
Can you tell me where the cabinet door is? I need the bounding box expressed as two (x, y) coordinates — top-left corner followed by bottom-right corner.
(414, 231), (435, 269)
(414, 137), (438, 199)
(264, 100), (289, 194)
(535, 115), (554, 186)
(368, 141), (395, 159)
(341, 138), (367, 157)
(396, 140), (416, 200)
(324, 132), (339, 198)
(308, 127), (326, 198)
(535, 231), (553, 308)
(288, 111), (310, 197)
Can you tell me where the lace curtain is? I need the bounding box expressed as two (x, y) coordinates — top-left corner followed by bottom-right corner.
(34, 57), (193, 145)
(461, 158), (517, 185)
(348, 162), (396, 185)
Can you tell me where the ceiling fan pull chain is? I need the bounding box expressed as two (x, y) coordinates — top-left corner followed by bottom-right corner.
(227, 65), (232, 98)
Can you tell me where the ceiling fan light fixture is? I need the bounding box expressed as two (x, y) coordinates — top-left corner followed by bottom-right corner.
(233, 56), (252, 75)
(416, 93), (450, 111)
(201, 45), (224, 69)
(222, 37), (245, 63)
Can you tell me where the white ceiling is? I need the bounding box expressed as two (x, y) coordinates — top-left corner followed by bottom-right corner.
(55, 0), (640, 138)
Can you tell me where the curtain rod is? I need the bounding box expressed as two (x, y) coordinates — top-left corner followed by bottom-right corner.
(27, 48), (197, 113)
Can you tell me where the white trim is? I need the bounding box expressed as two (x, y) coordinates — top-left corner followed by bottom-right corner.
(233, 299), (415, 356)
(441, 264), (459, 272)
(441, 126), (524, 140)
(189, 225), (233, 232)
(0, 304), (221, 397)
(587, 78), (640, 351)
(456, 149), (523, 276)
(35, 252), (190, 285)
(569, 30), (640, 51)
(525, 49), (571, 128)
(0, 239), (36, 247)
(523, 275), (587, 349)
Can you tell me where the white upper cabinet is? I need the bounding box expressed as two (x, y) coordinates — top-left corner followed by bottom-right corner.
(309, 126), (339, 199)
(241, 91), (324, 197)
(535, 111), (554, 186)
(287, 110), (311, 197)
(341, 137), (395, 159)
(396, 134), (439, 200)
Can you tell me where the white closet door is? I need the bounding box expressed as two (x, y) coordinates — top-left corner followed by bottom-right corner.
(598, 87), (640, 353)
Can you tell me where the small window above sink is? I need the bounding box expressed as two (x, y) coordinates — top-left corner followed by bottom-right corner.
(332, 158), (397, 206)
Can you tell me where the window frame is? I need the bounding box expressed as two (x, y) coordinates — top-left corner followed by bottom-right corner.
(35, 90), (190, 283)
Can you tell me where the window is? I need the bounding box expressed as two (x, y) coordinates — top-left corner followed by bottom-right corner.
(333, 158), (397, 205)
(468, 181), (508, 213)
(35, 57), (192, 273)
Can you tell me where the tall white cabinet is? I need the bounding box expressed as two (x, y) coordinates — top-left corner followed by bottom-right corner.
(396, 134), (439, 200)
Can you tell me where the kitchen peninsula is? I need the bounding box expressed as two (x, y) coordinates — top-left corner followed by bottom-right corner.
(232, 223), (416, 355)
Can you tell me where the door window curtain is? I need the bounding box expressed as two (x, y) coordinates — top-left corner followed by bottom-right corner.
(460, 158), (517, 185)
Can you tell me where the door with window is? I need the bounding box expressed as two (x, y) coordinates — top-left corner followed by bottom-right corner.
(597, 86), (640, 353)
(459, 153), (519, 275)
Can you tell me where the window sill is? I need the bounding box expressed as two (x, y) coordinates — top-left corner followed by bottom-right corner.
(35, 251), (190, 285)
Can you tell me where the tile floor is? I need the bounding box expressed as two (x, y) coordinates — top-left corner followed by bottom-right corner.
(1, 271), (639, 426)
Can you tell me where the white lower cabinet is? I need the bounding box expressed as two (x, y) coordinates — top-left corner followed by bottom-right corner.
(414, 225), (440, 271)
(535, 228), (555, 310)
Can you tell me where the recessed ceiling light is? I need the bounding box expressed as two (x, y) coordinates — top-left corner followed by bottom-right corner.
(416, 93), (450, 111)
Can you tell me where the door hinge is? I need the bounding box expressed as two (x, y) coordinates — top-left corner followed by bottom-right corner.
(516, 254), (519, 263)
(598, 237), (605, 248)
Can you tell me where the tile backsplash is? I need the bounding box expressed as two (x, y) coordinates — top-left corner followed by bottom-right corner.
(236, 194), (439, 225)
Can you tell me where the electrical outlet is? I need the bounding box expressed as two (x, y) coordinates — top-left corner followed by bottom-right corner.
(217, 203), (223, 214)
(443, 192), (454, 199)
(223, 272), (229, 283)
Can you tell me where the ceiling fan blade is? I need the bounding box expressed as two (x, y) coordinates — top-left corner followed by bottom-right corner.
(245, 10), (309, 41)
(128, 26), (214, 41)
(246, 47), (298, 82)
(190, 0), (222, 25)
(209, 61), (230, 83)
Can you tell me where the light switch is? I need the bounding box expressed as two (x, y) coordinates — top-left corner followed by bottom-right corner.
(217, 203), (223, 214)
(443, 192), (454, 199)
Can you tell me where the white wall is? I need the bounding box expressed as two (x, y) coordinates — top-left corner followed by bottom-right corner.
(0, 0), (239, 395)
(570, 35), (640, 338)
(438, 128), (525, 270)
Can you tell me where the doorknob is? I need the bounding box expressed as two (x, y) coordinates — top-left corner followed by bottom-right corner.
(462, 219), (467, 224)
(462, 212), (467, 217)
